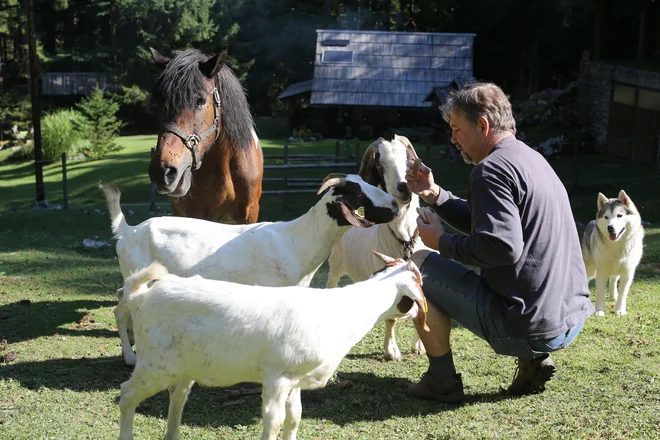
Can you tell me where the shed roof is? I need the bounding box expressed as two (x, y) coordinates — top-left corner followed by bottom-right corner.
(309, 29), (475, 108)
(277, 79), (313, 100)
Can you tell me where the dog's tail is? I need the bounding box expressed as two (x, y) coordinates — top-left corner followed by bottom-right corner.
(98, 182), (132, 238)
(123, 262), (170, 301)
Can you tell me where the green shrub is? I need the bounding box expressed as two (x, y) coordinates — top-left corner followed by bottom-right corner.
(41, 109), (86, 161)
(358, 124), (373, 140)
(305, 119), (328, 137)
(6, 143), (34, 162)
(73, 86), (124, 159)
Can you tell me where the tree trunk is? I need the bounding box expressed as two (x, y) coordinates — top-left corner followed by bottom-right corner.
(24, 0), (46, 206)
(637, 1), (649, 61)
(593, 0), (604, 60)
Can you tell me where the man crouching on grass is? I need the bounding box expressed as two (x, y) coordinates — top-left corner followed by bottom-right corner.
(405, 82), (595, 404)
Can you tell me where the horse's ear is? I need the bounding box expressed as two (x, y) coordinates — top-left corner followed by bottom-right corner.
(199, 48), (228, 78)
(150, 47), (170, 70)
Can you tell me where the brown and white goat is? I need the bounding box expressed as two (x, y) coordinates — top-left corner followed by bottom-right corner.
(326, 135), (432, 360)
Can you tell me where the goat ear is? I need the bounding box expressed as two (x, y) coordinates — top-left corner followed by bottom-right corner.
(372, 250), (396, 264)
(358, 140), (381, 187)
(199, 48), (228, 78)
(325, 201), (374, 228)
(150, 47), (170, 70)
(413, 297), (428, 330)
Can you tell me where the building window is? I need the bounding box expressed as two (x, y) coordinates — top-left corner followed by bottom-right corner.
(322, 50), (354, 64)
(612, 84), (635, 105)
(638, 89), (660, 111)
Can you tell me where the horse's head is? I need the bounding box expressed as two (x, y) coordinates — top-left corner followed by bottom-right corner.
(148, 48), (227, 197)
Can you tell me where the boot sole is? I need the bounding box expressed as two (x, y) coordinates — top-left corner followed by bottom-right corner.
(527, 363), (556, 394)
(506, 362), (556, 396)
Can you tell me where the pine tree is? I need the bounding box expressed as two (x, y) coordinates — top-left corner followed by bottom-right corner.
(74, 86), (124, 159)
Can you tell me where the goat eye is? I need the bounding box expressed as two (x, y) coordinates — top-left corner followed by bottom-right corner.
(604, 216), (609, 220)
(617, 213), (623, 218)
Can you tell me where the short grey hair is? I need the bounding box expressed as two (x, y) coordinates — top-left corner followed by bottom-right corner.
(441, 82), (516, 135)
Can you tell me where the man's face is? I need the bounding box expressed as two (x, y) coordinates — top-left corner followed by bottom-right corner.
(448, 112), (484, 165)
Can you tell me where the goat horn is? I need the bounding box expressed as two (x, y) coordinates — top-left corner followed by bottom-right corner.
(317, 173), (347, 195)
(372, 250), (397, 264)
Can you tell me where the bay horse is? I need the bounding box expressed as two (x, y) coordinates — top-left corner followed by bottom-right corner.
(148, 47), (263, 223)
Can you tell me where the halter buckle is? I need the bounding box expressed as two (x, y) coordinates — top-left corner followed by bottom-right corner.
(186, 134), (201, 149)
(212, 88), (221, 107)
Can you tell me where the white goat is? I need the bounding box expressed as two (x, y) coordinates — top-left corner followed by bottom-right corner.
(326, 135), (431, 361)
(100, 174), (399, 366)
(118, 253), (427, 440)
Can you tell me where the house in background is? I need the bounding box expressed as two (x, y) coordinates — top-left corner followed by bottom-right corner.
(41, 72), (116, 96)
(579, 54), (660, 168)
(278, 29), (476, 139)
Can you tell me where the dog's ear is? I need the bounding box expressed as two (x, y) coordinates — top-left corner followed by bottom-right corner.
(618, 190), (631, 206)
(597, 193), (609, 210)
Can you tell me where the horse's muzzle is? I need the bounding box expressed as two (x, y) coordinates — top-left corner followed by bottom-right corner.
(149, 162), (192, 196)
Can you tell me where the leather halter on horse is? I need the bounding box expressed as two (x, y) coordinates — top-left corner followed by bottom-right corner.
(161, 86), (222, 170)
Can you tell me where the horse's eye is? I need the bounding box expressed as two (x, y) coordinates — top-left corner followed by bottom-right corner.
(196, 98), (206, 108)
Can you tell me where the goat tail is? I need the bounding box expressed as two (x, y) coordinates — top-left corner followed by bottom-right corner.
(123, 262), (170, 298)
(97, 181), (130, 238)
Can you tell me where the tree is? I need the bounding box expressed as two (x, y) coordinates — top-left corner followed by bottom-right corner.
(74, 86), (123, 159)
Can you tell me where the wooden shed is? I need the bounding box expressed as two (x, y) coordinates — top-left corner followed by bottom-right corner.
(278, 29), (476, 139)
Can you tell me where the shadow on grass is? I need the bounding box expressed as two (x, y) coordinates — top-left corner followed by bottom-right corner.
(1, 358), (514, 428)
(0, 299), (117, 343)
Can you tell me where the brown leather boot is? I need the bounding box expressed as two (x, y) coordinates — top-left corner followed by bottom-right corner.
(407, 371), (465, 404)
(506, 353), (556, 396)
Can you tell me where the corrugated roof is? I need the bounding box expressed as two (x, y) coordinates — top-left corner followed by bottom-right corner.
(423, 76), (476, 103)
(310, 30), (475, 108)
(277, 80), (313, 100)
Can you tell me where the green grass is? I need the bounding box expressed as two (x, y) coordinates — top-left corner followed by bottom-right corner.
(1, 135), (659, 439)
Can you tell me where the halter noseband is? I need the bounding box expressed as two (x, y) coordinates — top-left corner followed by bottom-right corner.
(161, 86), (222, 170)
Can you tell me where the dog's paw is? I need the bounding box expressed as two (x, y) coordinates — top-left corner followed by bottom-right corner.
(615, 309), (627, 316)
(595, 310), (606, 317)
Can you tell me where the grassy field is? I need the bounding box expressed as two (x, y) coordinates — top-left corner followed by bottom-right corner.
(1, 134), (659, 439)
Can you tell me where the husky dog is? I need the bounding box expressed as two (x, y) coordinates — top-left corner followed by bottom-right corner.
(582, 190), (644, 316)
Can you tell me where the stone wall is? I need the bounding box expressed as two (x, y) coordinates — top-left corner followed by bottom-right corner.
(578, 62), (613, 148)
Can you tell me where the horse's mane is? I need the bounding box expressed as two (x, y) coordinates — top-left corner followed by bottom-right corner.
(151, 49), (255, 150)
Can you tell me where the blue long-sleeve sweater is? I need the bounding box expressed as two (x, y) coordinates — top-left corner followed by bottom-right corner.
(432, 136), (594, 339)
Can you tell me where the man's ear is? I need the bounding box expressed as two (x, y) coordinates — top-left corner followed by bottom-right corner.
(478, 115), (489, 134)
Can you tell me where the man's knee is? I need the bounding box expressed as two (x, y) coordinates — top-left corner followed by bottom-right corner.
(411, 249), (435, 269)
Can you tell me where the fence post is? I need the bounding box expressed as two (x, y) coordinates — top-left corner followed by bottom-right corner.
(61, 152), (68, 209)
(283, 142), (289, 189)
(335, 140), (340, 172)
(355, 142), (360, 172)
(150, 147), (156, 212)
(573, 140), (580, 192)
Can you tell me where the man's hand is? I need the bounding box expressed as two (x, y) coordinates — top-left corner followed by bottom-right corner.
(416, 209), (445, 251)
(406, 159), (441, 205)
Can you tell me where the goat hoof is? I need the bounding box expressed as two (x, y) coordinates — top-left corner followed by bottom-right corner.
(124, 352), (137, 367)
(383, 352), (402, 362)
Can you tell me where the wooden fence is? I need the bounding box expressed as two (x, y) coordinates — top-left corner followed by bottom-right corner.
(261, 140), (361, 195)
(54, 141), (434, 210)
